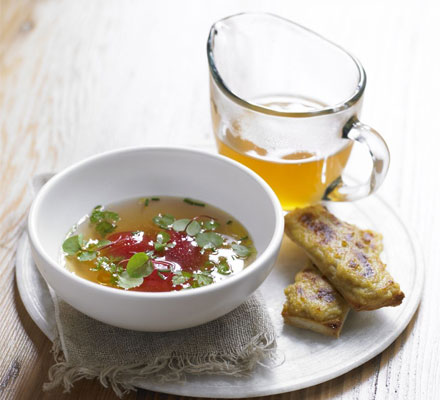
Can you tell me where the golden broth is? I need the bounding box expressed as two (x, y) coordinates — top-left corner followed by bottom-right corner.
(62, 197), (256, 292)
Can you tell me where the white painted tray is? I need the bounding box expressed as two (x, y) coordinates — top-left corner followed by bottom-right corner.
(16, 195), (423, 398)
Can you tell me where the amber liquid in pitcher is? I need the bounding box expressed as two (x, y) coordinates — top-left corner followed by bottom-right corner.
(212, 96), (353, 210)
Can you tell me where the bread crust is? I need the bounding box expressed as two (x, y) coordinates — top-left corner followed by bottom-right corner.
(284, 205), (404, 311)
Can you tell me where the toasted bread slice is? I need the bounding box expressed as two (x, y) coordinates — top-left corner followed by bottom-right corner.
(282, 262), (350, 337)
(284, 205), (404, 311)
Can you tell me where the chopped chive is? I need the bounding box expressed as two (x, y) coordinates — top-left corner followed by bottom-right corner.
(144, 198), (149, 206)
(239, 236), (249, 241)
(183, 198), (205, 207)
(226, 220), (233, 225)
(151, 197), (160, 201)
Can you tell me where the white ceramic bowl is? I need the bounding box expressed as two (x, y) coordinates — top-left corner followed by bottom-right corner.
(28, 147), (284, 331)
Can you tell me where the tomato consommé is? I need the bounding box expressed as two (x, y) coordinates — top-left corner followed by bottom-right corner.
(61, 197), (256, 292)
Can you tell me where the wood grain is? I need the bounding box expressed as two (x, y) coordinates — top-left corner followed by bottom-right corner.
(0, 0), (438, 399)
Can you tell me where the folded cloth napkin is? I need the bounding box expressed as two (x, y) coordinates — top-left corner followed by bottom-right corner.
(44, 290), (277, 397)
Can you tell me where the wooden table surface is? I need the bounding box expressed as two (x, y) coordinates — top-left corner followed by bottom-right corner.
(1, 0), (438, 399)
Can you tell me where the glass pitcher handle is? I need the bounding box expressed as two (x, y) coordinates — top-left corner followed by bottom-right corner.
(324, 117), (390, 202)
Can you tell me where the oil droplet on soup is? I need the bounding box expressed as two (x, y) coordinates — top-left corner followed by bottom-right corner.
(61, 197), (256, 292)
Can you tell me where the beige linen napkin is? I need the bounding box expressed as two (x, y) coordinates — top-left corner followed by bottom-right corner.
(44, 291), (277, 397)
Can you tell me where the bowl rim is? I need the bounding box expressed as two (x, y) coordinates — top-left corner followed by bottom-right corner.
(28, 146), (284, 299)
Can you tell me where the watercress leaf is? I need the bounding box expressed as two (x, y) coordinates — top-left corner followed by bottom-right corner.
(172, 218), (191, 232)
(62, 235), (82, 255)
(157, 231), (170, 244)
(194, 272), (213, 286)
(90, 206), (103, 223)
(96, 239), (112, 249)
(103, 211), (120, 222)
(77, 251), (97, 261)
(202, 220), (220, 231)
(118, 271), (144, 289)
(232, 243), (251, 258)
(126, 252), (151, 278)
(195, 232), (224, 249)
(186, 220), (201, 236)
(172, 274), (189, 285)
(96, 221), (115, 237)
(152, 214), (175, 229)
(183, 198), (205, 207)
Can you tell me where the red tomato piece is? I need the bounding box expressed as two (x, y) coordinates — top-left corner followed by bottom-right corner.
(164, 230), (208, 270)
(104, 231), (154, 260)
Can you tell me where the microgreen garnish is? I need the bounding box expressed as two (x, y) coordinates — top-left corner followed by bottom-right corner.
(126, 252), (154, 278)
(92, 256), (123, 274)
(186, 220), (201, 236)
(90, 205), (120, 237)
(118, 252), (154, 290)
(62, 235), (111, 262)
(183, 198), (205, 207)
(118, 271), (144, 290)
(195, 232), (224, 249)
(231, 243), (252, 258)
(172, 218), (191, 232)
(152, 214), (175, 229)
(172, 271), (192, 286)
(202, 220), (220, 231)
(192, 271), (213, 287)
(77, 251), (98, 261)
(154, 231), (175, 252)
(62, 235), (83, 255)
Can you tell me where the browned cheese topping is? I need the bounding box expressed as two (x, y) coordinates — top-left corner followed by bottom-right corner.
(284, 205), (404, 311)
(282, 262), (350, 337)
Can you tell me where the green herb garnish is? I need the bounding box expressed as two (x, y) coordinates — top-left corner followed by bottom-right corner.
(151, 197), (160, 201)
(231, 243), (252, 258)
(192, 271), (213, 287)
(152, 214), (175, 229)
(195, 232), (224, 249)
(183, 198), (205, 207)
(126, 252), (154, 278)
(77, 251), (98, 261)
(62, 235), (83, 255)
(154, 231), (175, 252)
(62, 235), (110, 262)
(144, 198), (149, 207)
(118, 271), (144, 290)
(226, 220), (233, 225)
(90, 205), (120, 237)
(172, 218), (191, 232)
(202, 220), (219, 231)
(172, 271), (192, 286)
(186, 220), (201, 236)
(118, 252), (155, 290)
